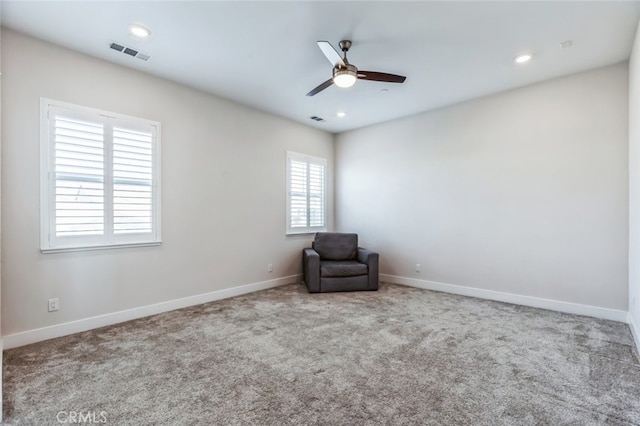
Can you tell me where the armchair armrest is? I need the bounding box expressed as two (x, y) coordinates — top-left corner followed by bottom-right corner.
(358, 247), (379, 291)
(303, 248), (321, 293)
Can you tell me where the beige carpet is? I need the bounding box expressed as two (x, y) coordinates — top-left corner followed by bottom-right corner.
(3, 283), (640, 425)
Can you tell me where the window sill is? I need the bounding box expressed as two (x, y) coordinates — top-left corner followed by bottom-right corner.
(286, 228), (326, 236)
(41, 241), (162, 254)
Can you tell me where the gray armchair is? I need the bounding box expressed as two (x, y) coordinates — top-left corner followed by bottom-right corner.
(303, 232), (379, 293)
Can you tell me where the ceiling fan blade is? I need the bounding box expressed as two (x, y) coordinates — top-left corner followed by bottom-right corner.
(306, 78), (334, 96)
(357, 71), (406, 83)
(317, 41), (345, 68)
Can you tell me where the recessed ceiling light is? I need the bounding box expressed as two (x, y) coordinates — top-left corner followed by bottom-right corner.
(337, 112), (346, 118)
(513, 53), (532, 64)
(130, 24), (151, 38)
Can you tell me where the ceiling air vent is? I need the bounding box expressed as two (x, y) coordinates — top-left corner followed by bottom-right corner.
(123, 47), (138, 57)
(109, 42), (150, 62)
(110, 42), (125, 52)
(309, 116), (325, 122)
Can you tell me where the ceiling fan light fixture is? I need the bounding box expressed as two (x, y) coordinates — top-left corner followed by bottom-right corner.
(334, 73), (356, 88)
(333, 64), (358, 88)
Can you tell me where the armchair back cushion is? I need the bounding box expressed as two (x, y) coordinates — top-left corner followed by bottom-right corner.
(312, 232), (357, 260)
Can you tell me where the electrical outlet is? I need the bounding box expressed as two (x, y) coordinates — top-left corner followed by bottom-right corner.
(267, 263), (273, 273)
(48, 298), (59, 312)
(415, 264), (421, 273)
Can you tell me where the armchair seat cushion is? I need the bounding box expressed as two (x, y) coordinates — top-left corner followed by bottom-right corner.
(320, 260), (368, 278)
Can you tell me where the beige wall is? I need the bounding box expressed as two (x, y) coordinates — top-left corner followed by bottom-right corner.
(0, 24), (3, 422)
(1, 29), (334, 336)
(336, 63), (629, 310)
(629, 21), (640, 342)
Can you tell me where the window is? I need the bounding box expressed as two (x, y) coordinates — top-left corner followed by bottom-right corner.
(286, 151), (327, 234)
(40, 99), (161, 252)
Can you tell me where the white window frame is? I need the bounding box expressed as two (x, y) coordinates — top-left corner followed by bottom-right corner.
(286, 151), (327, 235)
(40, 98), (162, 252)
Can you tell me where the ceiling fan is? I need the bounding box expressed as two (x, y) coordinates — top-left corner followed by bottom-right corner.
(306, 40), (407, 97)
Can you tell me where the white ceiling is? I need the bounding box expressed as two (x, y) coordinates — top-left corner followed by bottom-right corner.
(2, 1), (640, 133)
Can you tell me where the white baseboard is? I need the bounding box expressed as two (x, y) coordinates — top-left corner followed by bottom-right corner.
(3, 275), (300, 350)
(629, 312), (640, 355)
(381, 274), (628, 323)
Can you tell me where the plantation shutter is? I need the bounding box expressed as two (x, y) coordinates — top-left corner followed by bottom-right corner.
(53, 111), (105, 237)
(113, 125), (154, 234)
(308, 162), (325, 227)
(289, 158), (309, 229)
(286, 152), (327, 233)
